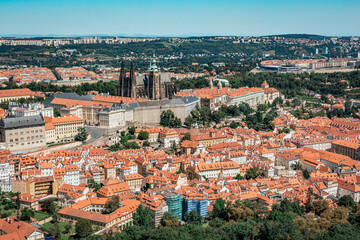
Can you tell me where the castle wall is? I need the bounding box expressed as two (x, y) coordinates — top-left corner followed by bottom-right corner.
(133, 104), (185, 124)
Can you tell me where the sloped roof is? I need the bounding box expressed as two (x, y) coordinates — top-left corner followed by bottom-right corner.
(0, 115), (45, 129)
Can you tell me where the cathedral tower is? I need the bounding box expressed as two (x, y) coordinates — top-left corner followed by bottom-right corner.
(148, 58), (162, 100)
(119, 61), (125, 96)
(130, 61), (137, 98)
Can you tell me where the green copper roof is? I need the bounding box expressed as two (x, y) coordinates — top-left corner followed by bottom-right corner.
(148, 58), (159, 72)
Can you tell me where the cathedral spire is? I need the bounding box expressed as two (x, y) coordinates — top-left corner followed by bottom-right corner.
(148, 55), (159, 72)
(130, 61), (137, 98)
(119, 61), (125, 96)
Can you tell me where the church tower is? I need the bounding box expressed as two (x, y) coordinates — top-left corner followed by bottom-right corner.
(130, 61), (137, 98)
(217, 80), (222, 89)
(148, 57), (162, 100)
(119, 61), (125, 96)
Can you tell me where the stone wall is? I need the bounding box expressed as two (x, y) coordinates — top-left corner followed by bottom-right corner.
(133, 104), (185, 124)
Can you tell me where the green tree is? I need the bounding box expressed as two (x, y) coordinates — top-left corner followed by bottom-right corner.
(63, 223), (72, 234)
(120, 136), (129, 144)
(75, 219), (93, 238)
(137, 131), (149, 140)
(184, 116), (195, 128)
(49, 201), (59, 222)
(183, 210), (203, 225)
(292, 98), (301, 107)
(123, 141), (141, 149)
(338, 195), (355, 209)
(199, 107), (211, 124)
(211, 110), (225, 124)
(229, 121), (239, 129)
(312, 199), (329, 216)
(176, 169), (185, 174)
(74, 127), (87, 142)
(302, 169), (310, 179)
(245, 166), (266, 180)
(128, 126), (136, 135)
(20, 208), (34, 222)
(40, 199), (54, 213)
(87, 179), (101, 192)
(53, 107), (61, 117)
(185, 166), (196, 180)
(292, 161), (303, 170)
(160, 110), (181, 127)
(211, 198), (227, 219)
(234, 174), (244, 180)
(104, 195), (119, 214)
(181, 132), (191, 142)
(15, 195), (20, 210)
(141, 183), (151, 193)
(133, 204), (152, 228)
(1, 212), (9, 218)
(50, 221), (61, 239)
(160, 212), (180, 227)
(209, 217), (226, 228)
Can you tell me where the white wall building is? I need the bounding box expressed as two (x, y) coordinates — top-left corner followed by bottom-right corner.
(0, 160), (10, 182)
(228, 88), (265, 107)
(195, 161), (240, 180)
(64, 166), (80, 186)
(9, 102), (54, 118)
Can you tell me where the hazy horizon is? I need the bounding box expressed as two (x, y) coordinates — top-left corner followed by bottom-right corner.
(0, 33), (359, 38)
(1, 0), (359, 36)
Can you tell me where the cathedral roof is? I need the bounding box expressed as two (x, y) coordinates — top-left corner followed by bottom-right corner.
(136, 99), (184, 107)
(135, 73), (172, 86)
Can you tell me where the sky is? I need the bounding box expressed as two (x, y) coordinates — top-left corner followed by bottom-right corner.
(0, 0), (359, 37)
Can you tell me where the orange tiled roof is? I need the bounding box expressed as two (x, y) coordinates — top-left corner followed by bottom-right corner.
(45, 115), (83, 125)
(0, 88), (37, 98)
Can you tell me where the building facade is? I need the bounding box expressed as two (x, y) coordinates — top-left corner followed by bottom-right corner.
(0, 115), (46, 153)
(44, 115), (84, 143)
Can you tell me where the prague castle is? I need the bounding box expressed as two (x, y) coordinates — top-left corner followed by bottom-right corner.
(118, 58), (178, 100)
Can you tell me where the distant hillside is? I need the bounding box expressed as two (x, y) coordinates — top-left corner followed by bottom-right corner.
(266, 34), (327, 39)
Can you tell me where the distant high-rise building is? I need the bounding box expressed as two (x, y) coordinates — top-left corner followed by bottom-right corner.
(315, 48), (319, 55)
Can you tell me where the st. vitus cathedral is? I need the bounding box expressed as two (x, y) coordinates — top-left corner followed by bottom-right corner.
(118, 58), (178, 100)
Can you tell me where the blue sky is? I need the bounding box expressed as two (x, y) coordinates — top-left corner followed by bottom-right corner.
(0, 0), (359, 36)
